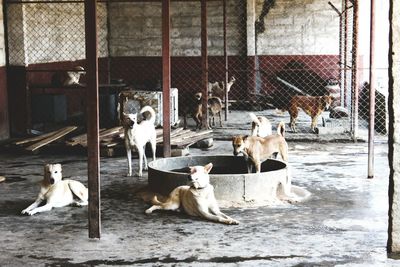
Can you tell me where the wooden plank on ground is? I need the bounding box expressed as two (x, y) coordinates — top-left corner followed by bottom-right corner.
(156, 128), (190, 143)
(170, 129), (212, 143)
(25, 126), (78, 152)
(68, 127), (123, 147)
(171, 132), (213, 148)
(15, 129), (61, 145)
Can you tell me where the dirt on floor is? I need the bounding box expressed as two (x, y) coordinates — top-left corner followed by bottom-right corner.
(0, 137), (396, 266)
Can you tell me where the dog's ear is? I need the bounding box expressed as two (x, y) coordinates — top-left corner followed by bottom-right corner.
(204, 163), (213, 174)
(44, 164), (50, 173)
(55, 164), (62, 172)
(189, 167), (196, 174)
(243, 135), (249, 140)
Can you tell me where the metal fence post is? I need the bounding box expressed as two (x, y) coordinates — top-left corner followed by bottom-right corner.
(84, 0), (101, 239)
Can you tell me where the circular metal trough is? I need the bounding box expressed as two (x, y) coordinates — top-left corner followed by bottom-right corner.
(148, 155), (290, 203)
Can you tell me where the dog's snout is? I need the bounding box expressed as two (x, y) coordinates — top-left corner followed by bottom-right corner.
(187, 175), (193, 181)
(233, 150), (238, 156)
(49, 178), (55, 184)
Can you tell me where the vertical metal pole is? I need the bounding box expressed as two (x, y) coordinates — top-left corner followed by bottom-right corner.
(343, 0), (349, 108)
(338, 5), (343, 103)
(84, 0), (101, 239)
(162, 0), (171, 158)
(368, 0), (376, 178)
(351, 0), (360, 141)
(106, 1), (111, 84)
(223, 0), (229, 121)
(201, 0), (209, 129)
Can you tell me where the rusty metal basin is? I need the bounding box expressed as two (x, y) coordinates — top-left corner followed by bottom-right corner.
(148, 155), (294, 204)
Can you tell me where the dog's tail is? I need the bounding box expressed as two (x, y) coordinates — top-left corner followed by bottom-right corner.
(140, 106), (156, 124)
(277, 121), (285, 137)
(249, 112), (261, 125)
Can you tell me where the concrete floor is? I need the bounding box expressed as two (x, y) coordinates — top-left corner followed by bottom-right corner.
(0, 138), (397, 266)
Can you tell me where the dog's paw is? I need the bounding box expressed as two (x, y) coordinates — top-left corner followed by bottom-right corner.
(226, 219), (239, 225)
(127, 172), (132, 177)
(145, 208), (153, 214)
(75, 201), (88, 207)
(136, 172), (143, 177)
(24, 210), (36, 216)
(21, 209), (29, 215)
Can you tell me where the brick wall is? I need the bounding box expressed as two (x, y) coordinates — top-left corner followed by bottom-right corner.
(255, 0), (341, 55)
(108, 1), (245, 57)
(7, 2), (108, 65)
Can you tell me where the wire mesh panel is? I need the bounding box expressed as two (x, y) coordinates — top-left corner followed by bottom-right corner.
(4, 0), (388, 140)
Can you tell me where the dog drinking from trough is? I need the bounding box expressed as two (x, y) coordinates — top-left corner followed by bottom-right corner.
(145, 163), (239, 225)
(21, 163), (88, 216)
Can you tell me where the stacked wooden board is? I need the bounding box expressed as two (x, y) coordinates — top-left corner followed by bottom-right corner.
(13, 126), (213, 156)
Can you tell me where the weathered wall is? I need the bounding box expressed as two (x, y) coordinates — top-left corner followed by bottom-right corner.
(0, 0), (10, 140)
(108, 0), (339, 57)
(388, 0), (400, 255)
(7, 2), (108, 65)
(256, 0), (341, 55)
(108, 1), (245, 57)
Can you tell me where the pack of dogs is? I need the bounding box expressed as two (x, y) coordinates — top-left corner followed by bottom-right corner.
(182, 76), (236, 130)
(22, 82), (328, 225)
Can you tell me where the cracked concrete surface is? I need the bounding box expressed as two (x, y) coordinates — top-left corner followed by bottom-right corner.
(0, 140), (396, 266)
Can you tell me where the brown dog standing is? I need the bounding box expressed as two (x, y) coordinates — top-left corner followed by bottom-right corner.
(182, 92), (203, 129)
(288, 95), (333, 133)
(232, 122), (288, 173)
(208, 96), (223, 128)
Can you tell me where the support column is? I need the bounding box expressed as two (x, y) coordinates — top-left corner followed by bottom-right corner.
(388, 0), (400, 255)
(247, 0), (256, 97)
(84, 0), (101, 239)
(351, 0), (360, 140)
(201, 0), (209, 129)
(367, 0), (376, 178)
(162, 0), (171, 158)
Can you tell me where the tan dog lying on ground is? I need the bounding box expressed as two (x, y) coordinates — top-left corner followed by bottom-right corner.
(249, 112), (272, 137)
(288, 95), (333, 133)
(21, 164), (88, 216)
(232, 122), (288, 173)
(145, 163), (239, 225)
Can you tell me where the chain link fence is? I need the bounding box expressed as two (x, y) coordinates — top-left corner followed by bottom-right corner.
(4, 0), (388, 140)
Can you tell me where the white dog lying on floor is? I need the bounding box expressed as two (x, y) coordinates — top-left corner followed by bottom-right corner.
(21, 164), (88, 216)
(145, 163), (239, 225)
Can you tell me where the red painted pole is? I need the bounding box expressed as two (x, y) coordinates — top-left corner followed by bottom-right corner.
(162, 0), (171, 157)
(368, 0), (376, 178)
(84, 0), (101, 239)
(201, 0), (209, 129)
